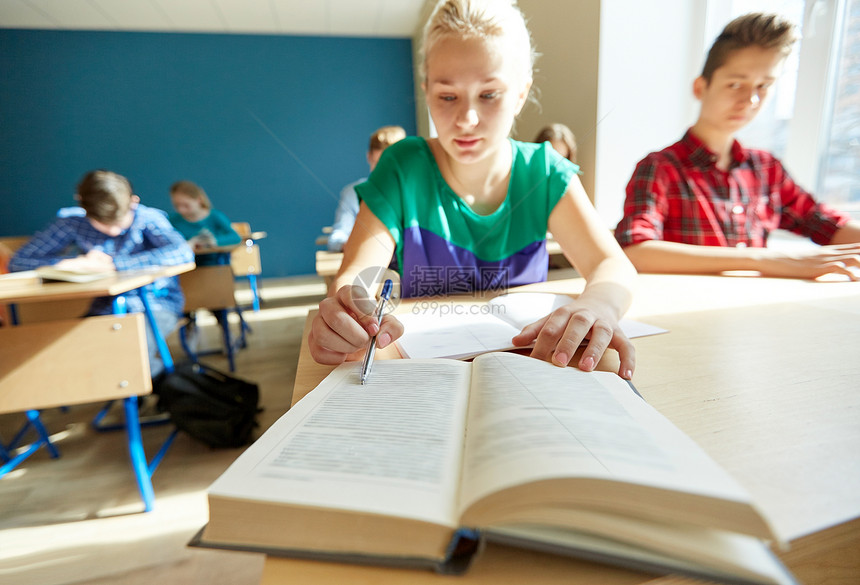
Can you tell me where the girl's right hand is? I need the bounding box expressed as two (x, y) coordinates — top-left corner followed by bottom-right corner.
(309, 284), (404, 365)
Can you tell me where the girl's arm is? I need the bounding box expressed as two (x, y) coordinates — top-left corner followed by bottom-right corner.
(208, 210), (242, 247)
(309, 202), (404, 365)
(513, 175), (638, 379)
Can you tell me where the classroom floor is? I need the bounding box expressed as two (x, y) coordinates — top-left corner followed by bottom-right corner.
(0, 276), (327, 585)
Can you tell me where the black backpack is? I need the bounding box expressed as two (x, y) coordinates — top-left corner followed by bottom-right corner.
(154, 362), (261, 448)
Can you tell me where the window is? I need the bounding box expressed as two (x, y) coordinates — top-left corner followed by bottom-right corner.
(819, 0), (860, 214)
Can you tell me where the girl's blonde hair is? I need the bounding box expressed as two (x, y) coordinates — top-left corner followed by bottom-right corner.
(421, 0), (535, 84)
(170, 180), (212, 210)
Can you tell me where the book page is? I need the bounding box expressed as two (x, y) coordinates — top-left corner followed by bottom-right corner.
(488, 292), (668, 337)
(458, 353), (752, 517)
(0, 270), (40, 290)
(395, 294), (667, 360)
(207, 359), (472, 527)
(35, 266), (115, 283)
(396, 308), (519, 359)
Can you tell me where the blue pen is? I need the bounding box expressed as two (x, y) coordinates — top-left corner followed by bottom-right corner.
(359, 279), (393, 385)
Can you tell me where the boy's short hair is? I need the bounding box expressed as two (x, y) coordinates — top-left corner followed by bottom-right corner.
(701, 12), (798, 82)
(77, 170), (133, 224)
(170, 180), (212, 210)
(369, 125), (407, 153)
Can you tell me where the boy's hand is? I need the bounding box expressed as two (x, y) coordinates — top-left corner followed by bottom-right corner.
(757, 244), (860, 281)
(512, 299), (635, 380)
(309, 284), (404, 365)
(56, 250), (116, 272)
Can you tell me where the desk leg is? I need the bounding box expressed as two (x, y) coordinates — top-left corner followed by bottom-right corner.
(248, 275), (261, 312)
(25, 409), (60, 458)
(0, 410), (61, 477)
(122, 396), (155, 512)
(216, 309), (236, 372)
(138, 286), (175, 374)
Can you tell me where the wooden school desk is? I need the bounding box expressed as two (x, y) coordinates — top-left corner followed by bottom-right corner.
(261, 272), (860, 585)
(0, 263), (194, 511)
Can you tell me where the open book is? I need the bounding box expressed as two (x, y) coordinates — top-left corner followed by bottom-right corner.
(35, 265), (115, 283)
(0, 270), (41, 290)
(195, 352), (796, 585)
(396, 292), (668, 359)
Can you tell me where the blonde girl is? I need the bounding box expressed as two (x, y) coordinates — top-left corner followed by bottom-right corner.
(310, 0), (637, 379)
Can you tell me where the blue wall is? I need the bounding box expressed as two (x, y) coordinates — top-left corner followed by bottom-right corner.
(0, 29), (416, 277)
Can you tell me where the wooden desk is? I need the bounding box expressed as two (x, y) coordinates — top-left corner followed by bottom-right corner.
(0, 263), (194, 305)
(261, 273), (860, 584)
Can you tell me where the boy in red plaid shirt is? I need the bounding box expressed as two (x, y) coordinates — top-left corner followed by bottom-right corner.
(615, 12), (860, 280)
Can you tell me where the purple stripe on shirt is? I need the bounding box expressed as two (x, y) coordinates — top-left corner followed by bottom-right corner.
(399, 226), (548, 298)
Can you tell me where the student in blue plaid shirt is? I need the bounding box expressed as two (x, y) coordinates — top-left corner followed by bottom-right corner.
(10, 170), (194, 377)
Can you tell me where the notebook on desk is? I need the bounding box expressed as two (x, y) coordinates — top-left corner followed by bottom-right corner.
(396, 292), (668, 360)
(0, 270), (41, 290)
(35, 265), (115, 284)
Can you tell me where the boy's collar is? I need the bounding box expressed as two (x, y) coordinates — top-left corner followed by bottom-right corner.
(683, 129), (748, 168)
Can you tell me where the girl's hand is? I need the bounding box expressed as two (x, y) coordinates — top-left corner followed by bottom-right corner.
(309, 284), (404, 365)
(511, 299), (635, 380)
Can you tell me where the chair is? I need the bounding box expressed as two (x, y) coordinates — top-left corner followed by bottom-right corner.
(229, 222), (264, 312)
(0, 313), (172, 511)
(178, 265), (246, 372)
(1, 236), (32, 326)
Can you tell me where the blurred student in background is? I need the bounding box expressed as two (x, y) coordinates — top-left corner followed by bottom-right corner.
(10, 170), (193, 377)
(326, 125), (407, 252)
(534, 123), (577, 163)
(169, 180), (240, 266)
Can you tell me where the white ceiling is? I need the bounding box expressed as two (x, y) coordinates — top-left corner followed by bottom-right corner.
(0, 0), (428, 38)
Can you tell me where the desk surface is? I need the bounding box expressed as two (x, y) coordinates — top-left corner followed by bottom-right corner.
(267, 273), (860, 585)
(0, 263), (195, 305)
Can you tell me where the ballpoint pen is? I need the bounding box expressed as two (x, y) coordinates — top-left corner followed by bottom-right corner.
(359, 279), (393, 385)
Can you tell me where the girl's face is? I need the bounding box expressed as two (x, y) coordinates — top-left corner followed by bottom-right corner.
(171, 192), (205, 222)
(424, 34), (531, 166)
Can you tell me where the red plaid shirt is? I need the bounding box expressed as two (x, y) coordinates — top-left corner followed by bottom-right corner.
(614, 130), (849, 248)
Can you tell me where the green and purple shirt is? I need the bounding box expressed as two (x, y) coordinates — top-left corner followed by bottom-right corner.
(356, 137), (578, 298)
